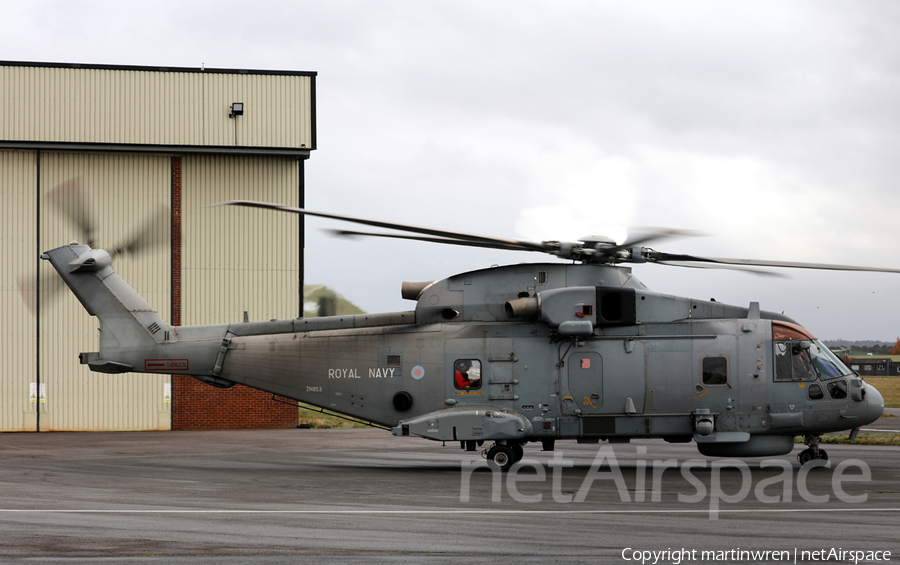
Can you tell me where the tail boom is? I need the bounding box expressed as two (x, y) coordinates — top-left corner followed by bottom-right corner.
(43, 244), (227, 378)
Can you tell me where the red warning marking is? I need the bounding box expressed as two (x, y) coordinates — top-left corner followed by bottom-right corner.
(144, 359), (189, 371)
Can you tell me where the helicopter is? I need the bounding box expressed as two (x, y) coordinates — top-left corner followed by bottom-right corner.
(39, 199), (891, 471)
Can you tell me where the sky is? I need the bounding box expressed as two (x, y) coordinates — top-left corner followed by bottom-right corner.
(3, 0), (900, 340)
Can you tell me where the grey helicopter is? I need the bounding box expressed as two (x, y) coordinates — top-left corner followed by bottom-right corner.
(39, 199), (891, 470)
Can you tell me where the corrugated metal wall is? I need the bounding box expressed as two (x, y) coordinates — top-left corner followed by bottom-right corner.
(2, 152), (302, 431)
(1, 150), (38, 431)
(2, 62), (311, 431)
(0, 65), (313, 149)
(33, 152), (171, 431)
(201, 74), (314, 149)
(181, 155), (300, 325)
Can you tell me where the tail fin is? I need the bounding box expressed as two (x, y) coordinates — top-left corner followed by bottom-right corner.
(42, 244), (174, 373)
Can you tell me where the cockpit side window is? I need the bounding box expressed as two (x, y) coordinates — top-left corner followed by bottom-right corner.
(774, 341), (816, 381)
(774, 343), (792, 381)
(454, 359), (482, 390)
(702, 357), (727, 385)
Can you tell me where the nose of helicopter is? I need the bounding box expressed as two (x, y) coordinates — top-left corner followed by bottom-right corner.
(864, 382), (885, 425)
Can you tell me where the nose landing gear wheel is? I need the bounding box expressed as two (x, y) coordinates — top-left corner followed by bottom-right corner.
(797, 447), (828, 464)
(798, 435), (828, 464)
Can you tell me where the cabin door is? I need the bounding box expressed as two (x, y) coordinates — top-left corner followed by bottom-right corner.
(692, 335), (738, 432)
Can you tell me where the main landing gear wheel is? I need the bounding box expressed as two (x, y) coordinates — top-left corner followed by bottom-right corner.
(486, 444), (516, 471)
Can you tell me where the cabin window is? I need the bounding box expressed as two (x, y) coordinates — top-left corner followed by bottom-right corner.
(454, 359), (482, 390)
(702, 357), (728, 385)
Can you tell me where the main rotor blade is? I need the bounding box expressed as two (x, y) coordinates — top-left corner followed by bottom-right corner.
(649, 251), (900, 274)
(326, 229), (536, 252)
(213, 200), (551, 253)
(654, 260), (786, 277)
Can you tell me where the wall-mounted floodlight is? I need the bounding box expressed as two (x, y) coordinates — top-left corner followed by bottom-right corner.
(229, 102), (244, 118)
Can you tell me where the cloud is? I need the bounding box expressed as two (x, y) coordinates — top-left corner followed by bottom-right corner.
(3, 0), (899, 338)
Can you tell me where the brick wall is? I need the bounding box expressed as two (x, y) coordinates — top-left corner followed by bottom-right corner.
(172, 376), (298, 430)
(170, 155), (298, 431)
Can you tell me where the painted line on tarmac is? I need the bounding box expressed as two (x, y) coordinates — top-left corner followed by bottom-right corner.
(2, 508), (899, 515)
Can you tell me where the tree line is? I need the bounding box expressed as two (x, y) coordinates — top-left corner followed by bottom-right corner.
(824, 338), (900, 356)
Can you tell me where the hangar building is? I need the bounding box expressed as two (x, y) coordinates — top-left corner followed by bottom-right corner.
(1, 61), (315, 432)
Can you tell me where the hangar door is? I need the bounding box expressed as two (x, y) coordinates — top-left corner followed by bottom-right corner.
(1, 150), (38, 431)
(1, 150), (172, 431)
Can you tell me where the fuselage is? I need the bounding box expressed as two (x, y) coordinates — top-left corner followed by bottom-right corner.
(44, 245), (884, 457)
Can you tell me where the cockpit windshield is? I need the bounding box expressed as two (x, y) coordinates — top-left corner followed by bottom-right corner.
(808, 341), (852, 379)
